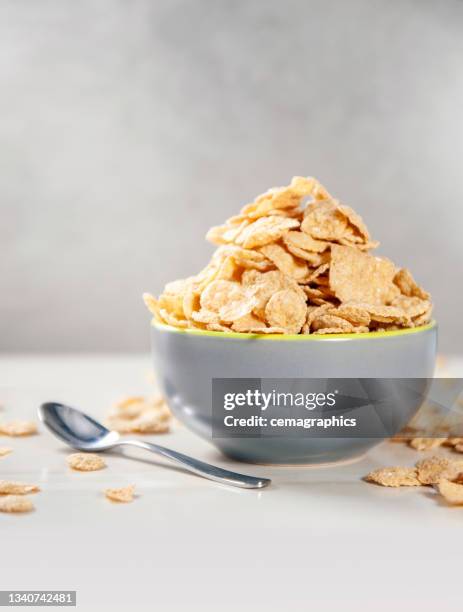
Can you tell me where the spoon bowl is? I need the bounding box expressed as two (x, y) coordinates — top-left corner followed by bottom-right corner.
(39, 402), (120, 451)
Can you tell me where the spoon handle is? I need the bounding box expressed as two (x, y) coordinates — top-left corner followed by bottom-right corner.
(120, 439), (271, 489)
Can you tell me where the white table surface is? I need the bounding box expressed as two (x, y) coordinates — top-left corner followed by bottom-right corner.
(1, 354), (463, 612)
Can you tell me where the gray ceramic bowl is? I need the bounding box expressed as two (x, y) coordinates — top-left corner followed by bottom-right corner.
(151, 322), (437, 465)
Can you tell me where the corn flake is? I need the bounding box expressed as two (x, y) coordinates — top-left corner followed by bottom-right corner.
(394, 268), (430, 300)
(200, 280), (242, 312)
(265, 289), (307, 334)
(391, 295), (431, 319)
(236, 216), (300, 250)
(67, 453), (106, 472)
(329, 304), (370, 326)
(105, 485), (135, 503)
(0, 495), (34, 513)
(311, 314), (355, 333)
(330, 245), (396, 305)
(365, 466), (421, 487)
(283, 230), (330, 253)
(241, 176), (323, 218)
(0, 481), (40, 495)
(301, 200), (349, 241)
(259, 243), (309, 281)
(409, 437), (447, 451)
(415, 456), (461, 485)
(437, 479), (463, 505)
(231, 313), (267, 333)
(0, 420), (38, 437)
(107, 394), (171, 435)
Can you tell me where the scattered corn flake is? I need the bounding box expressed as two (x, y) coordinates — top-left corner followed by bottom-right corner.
(415, 456), (457, 485)
(0, 495), (34, 513)
(436, 479), (463, 505)
(113, 396), (148, 419)
(110, 396), (170, 427)
(108, 394), (171, 435)
(444, 437), (463, 447)
(0, 481), (40, 495)
(0, 420), (38, 437)
(105, 485), (135, 503)
(390, 426), (420, 443)
(67, 453), (106, 472)
(409, 437), (447, 451)
(365, 466), (421, 487)
(0, 447), (12, 457)
(114, 394), (166, 411)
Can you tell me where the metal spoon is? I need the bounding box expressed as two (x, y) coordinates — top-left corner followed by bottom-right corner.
(38, 402), (271, 489)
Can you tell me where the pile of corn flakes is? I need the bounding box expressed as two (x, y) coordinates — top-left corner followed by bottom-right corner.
(144, 176), (432, 335)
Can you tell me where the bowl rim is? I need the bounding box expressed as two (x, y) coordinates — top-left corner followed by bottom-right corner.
(152, 320), (436, 342)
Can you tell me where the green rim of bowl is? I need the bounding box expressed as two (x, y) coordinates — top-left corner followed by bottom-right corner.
(152, 319), (436, 341)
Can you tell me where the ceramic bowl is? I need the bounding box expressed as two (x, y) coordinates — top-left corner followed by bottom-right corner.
(151, 322), (437, 465)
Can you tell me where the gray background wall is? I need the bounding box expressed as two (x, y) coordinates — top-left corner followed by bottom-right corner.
(1, 0), (462, 353)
